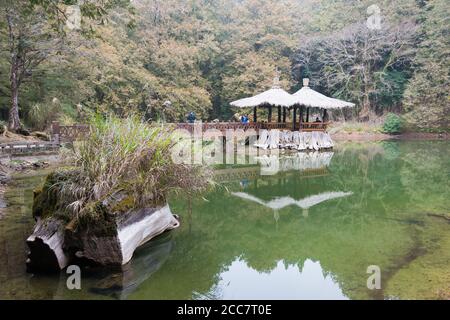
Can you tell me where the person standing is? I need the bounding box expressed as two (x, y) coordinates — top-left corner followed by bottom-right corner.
(187, 111), (196, 123)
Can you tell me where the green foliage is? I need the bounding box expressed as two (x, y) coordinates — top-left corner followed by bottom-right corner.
(403, 0), (450, 131)
(383, 113), (403, 134)
(0, 0), (448, 130)
(27, 99), (61, 131)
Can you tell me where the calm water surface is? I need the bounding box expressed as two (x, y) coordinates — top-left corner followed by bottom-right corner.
(0, 141), (449, 299)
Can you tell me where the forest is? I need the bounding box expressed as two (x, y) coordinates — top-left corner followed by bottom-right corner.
(0, 0), (448, 132)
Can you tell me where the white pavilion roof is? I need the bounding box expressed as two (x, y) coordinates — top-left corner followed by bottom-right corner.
(230, 76), (298, 108)
(292, 79), (355, 109)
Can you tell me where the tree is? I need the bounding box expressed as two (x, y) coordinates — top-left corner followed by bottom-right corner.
(1, 1), (59, 131)
(403, 0), (450, 131)
(293, 21), (417, 120)
(0, 0), (128, 132)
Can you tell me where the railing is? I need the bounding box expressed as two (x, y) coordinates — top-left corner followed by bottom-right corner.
(0, 141), (60, 154)
(51, 121), (331, 142)
(175, 122), (261, 133)
(51, 122), (90, 142)
(299, 122), (330, 132)
(260, 122), (288, 130)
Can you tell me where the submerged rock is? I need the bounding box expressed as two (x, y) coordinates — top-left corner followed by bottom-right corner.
(26, 173), (180, 272)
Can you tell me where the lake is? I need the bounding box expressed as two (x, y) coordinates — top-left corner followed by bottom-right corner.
(0, 140), (449, 299)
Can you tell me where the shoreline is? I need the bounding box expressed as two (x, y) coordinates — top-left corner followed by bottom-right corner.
(0, 154), (61, 219)
(331, 132), (450, 141)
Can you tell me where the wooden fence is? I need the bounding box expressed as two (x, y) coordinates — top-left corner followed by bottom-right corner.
(51, 122), (90, 143)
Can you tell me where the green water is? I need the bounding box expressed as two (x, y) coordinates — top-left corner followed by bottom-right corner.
(0, 141), (449, 300)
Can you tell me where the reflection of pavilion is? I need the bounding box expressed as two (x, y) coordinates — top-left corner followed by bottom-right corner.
(231, 191), (352, 219)
(257, 152), (334, 176)
(231, 191), (353, 211)
(225, 151), (352, 220)
(214, 152), (335, 182)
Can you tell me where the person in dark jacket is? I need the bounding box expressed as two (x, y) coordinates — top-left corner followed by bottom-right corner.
(187, 111), (196, 123)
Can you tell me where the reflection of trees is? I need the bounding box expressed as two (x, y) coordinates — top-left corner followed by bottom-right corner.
(399, 141), (450, 214)
(130, 143), (431, 299)
(327, 142), (405, 225)
(0, 172), (50, 299)
(127, 142), (449, 300)
(134, 190), (414, 299)
(2, 142), (448, 299)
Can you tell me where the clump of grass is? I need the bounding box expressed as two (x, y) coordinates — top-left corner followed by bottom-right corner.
(44, 115), (211, 224)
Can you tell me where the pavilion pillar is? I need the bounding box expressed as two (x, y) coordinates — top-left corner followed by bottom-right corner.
(268, 105), (272, 123)
(306, 107), (310, 123)
(299, 106), (304, 131)
(292, 107), (297, 130)
(323, 109), (328, 122)
(277, 106), (281, 123)
(282, 108), (286, 123)
(253, 106), (257, 123)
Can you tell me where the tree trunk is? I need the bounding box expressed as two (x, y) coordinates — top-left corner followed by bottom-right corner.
(359, 92), (372, 121)
(8, 63), (21, 131)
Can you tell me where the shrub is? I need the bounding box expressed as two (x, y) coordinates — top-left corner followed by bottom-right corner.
(382, 113), (403, 134)
(27, 100), (61, 131)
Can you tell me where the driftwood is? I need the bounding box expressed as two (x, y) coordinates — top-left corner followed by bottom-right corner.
(27, 188), (180, 271)
(26, 217), (69, 272)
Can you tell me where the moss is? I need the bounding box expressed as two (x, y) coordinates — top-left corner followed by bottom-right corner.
(32, 168), (159, 238)
(32, 177), (59, 219)
(32, 168), (78, 220)
(73, 201), (118, 237)
(109, 195), (135, 213)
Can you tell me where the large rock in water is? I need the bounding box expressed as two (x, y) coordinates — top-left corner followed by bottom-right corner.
(26, 178), (180, 271)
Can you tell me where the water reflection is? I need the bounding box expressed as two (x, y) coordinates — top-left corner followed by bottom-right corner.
(90, 233), (174, 300)
(195, 258), (348, 300)
(1, 141), (449, 299)
(231, 191), (353, 211)
(257, 152), (334, 175)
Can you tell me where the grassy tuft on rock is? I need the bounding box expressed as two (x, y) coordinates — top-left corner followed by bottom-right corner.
(33, 115), (211, 229)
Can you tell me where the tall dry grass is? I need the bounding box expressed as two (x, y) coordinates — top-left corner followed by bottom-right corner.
(52, 115), (211, 220)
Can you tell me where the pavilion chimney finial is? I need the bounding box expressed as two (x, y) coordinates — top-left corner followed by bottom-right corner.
(272, 68), (281, 89)
(303, 78), (310, 87)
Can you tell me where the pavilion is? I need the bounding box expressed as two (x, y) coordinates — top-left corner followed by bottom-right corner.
(292, 78), (355, 131)
(230, 75), (297, 128)
(230, 77), (355, 132)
